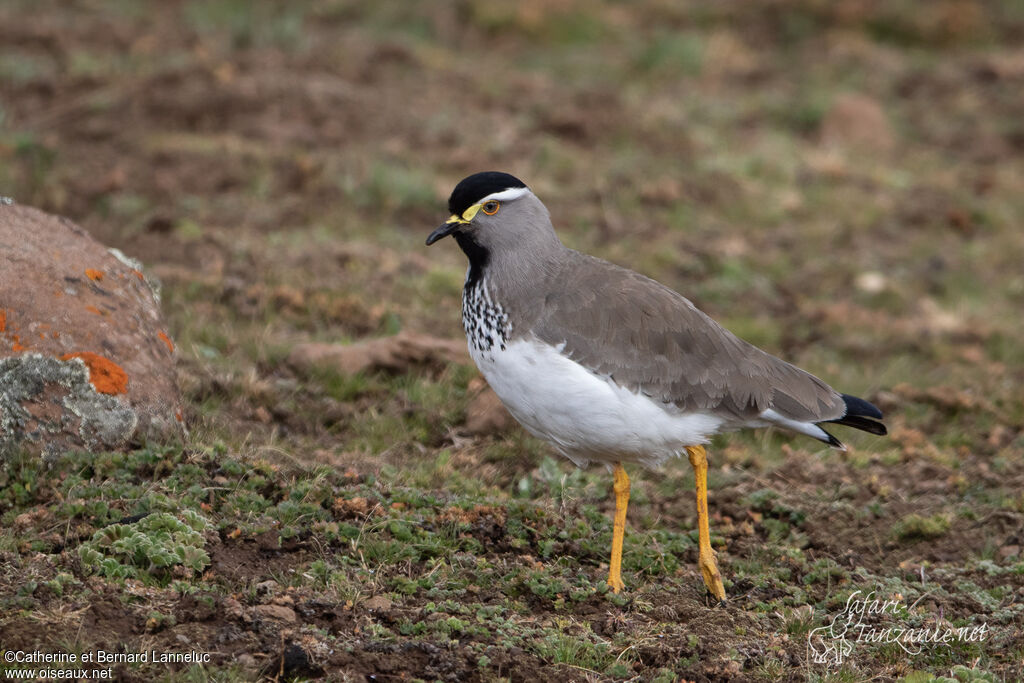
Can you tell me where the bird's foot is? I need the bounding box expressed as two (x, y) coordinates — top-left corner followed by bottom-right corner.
(698, 549), (727, 603)
(607, 573), (625, 594)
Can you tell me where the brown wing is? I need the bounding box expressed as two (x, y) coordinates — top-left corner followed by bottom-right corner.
(530, 253), (845, 423)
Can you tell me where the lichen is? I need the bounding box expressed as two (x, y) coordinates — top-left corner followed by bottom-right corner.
(157, 330), (175, 353)
(110, 247), (161, 303)
(60, 352), (129, 395)
(0, 309), (28, 351)
(0, 353), (137, 461)
(108, 247), (143, 273)
(85, 268), (104, 281)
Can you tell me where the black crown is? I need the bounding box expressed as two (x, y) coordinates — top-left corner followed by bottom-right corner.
(447, 172), (527, 217)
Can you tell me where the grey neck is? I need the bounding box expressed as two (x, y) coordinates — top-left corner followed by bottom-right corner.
(458, 192), (569, 334)
(469, 242), (566, 339)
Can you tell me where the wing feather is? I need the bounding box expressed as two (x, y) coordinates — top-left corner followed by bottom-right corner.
(530, 253), (845, 424)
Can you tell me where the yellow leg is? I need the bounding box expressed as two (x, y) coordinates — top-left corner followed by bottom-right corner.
(686, 445), (726, 602)
(607, 462), (630, 593)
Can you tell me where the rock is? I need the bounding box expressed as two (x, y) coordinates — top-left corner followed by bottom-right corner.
(820, 93), (894, 152)
(362, 595), (393, 611)
(237, 654), (258, 669)
(463, 378), (514, 436)
(254, 604), (297, 622)
(854, 271), (888, 294)
(999, 545), (1020, 560)
(222, 596), (246, 621)
(288, 331), (468, 375)
(0, 204), (183, 460)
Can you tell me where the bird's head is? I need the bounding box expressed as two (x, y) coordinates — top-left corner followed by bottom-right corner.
(426, 172), (558, 261)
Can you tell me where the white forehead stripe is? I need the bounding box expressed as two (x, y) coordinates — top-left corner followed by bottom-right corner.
(480, 187), (531, 203)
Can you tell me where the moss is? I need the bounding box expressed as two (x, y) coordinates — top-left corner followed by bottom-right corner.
(892, 514), (952, 541)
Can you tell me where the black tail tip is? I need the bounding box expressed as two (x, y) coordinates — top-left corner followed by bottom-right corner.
(822, 429), (846, 450)
(824, 393), (887, 438)
(841, 393), (883, 420)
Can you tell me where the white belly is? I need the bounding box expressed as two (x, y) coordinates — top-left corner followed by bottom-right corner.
(470, 337), (723, 469)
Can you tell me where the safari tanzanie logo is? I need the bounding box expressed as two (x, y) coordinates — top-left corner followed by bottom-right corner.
(808, 590), (990, 667)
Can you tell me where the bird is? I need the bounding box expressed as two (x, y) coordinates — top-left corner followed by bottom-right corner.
(426, 171), (887, 600)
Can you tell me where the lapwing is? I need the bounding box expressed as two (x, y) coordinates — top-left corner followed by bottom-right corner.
(426, 171), (887, 600)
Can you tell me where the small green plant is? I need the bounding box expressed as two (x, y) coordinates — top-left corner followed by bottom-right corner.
(892, 514), (952, 541)
(78, 511), (211, 583)
(533, 625), (612, 670)
(42, 573), (79, 597)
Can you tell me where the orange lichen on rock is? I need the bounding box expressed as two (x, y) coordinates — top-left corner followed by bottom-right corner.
(85, 268), (104, 281)
(60, 352), (129, 395)
(157, 330), (175, 353)
(85, 305), (104, 316)
(1, 311), (28, 350)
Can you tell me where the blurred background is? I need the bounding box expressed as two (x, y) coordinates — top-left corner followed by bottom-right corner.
(2, 0), (1023, 679)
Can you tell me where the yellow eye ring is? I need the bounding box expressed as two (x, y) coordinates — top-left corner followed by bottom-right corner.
(481, 201), (500, 215)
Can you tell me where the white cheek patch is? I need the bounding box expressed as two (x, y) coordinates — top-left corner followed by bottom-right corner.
(480, 187), (531, 203)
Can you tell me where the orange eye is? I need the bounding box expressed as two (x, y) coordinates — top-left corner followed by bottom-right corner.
(482, 201), (500, 215)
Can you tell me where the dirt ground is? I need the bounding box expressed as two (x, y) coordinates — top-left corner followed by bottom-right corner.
(2, 1), (1023, 681)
